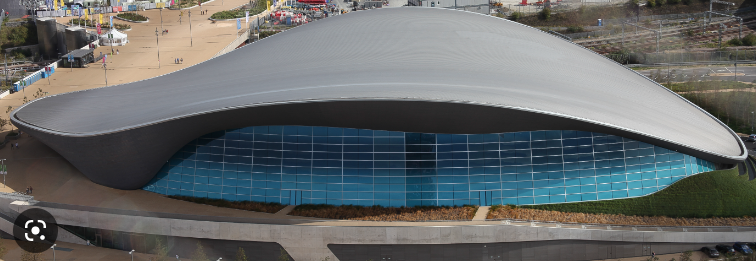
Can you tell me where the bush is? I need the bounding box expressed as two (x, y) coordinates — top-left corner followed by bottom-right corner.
(566, 25), (584, 33)
(743, 33), (756, 46)
(116, 12), (148, 21)
(289, 204), (479, 221)
(728, 38), (742, 46)
(259, 30), (280, 39)
(538, 8), (551, 21)
(646, 0), (656, 7)
(656, 0), (666, 5)
(509, 11), (522, 21)
(667, 0), (680, 4)
(167, 195), (287, 213)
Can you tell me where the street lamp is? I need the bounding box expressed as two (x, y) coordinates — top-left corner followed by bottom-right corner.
(0, 159), (6, 188)
(51, 244), (56, 261)
(751, 111), (754, 133)
(155, 27), (161, 69)
(129, 250), (135, 261)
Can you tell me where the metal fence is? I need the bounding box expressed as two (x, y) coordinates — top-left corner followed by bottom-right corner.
(641, 50), (756, 65)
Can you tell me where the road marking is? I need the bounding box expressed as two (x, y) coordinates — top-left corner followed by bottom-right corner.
(724, 67), (733, 73)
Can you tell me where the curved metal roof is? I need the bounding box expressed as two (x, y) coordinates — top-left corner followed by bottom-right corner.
(13, 7), (745, 160)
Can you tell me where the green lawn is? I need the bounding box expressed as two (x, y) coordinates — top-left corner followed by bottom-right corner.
(522, 167), (756, 218)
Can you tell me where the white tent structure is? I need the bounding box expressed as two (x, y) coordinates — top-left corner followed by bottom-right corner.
(99, 29), (129, 46)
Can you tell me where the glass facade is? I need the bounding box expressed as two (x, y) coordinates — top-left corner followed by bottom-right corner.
(143, 126), (716, 207)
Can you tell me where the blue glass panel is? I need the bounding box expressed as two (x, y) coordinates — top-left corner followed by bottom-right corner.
(147, 127), (716, 206)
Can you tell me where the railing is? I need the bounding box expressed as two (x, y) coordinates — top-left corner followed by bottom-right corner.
(212, 30), (250, 58)
(12, 59), (59, 93)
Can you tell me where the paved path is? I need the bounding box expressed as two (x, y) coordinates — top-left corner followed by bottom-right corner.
(0, 0), (277, 125)
(275, 205), (297, 216)
(472, 206), (490, 221)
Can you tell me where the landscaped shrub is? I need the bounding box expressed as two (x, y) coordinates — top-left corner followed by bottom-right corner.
(566, 25), (584, 33)
(167, 195), (287, 213)
(259, 30), (280, 39)
(728, 38), (743, 46)
(289, 204), (478, 221)
(509, 11), (522, 21)
(743, 33), (756, 46)
(117, 12), (148, 21)
(487, 204), (756, 226)
(211, 0), (266, 20)
(538, 8), (551, 21)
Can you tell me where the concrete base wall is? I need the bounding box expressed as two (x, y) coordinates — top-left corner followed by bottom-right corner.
(330, 240), (710, 261)
(12, 202), (756, 261)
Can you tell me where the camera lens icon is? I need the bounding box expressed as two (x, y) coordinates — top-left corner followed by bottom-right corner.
(13, 208), (57, 253)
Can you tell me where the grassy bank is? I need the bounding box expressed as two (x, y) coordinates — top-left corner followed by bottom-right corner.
(289, 204), (478, 221)
(211, 0), (266, 19)
(521, 168), (756, 218)
(167, 195), (287, 213)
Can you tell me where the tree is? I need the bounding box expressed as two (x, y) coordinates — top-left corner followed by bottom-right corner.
(6, 106), (14, 133)
(191, 242), (209, 261)
(235, 247), (248, 261)
(538, 8), (550, 21)
(152, 238), (169, 261)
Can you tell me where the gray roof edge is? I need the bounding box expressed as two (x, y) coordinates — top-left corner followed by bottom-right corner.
(10, 8), (747, 162)
(10, 97), (748, 162)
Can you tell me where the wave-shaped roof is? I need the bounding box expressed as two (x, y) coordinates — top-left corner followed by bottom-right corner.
(13, 7), (745, 160)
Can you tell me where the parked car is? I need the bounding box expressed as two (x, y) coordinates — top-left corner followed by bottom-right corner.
(716, 244), (736, 255)
(701, 246), (720, 258)
(734, 243), (753, 255)
(747, 134), (756, 142)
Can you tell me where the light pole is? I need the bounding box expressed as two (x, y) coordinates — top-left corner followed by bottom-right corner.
(1, 159), (6, 188)
(155, 27), (161, 68)
(104, 63), (107, 86)
(51, 244), (56, 261)
(751, 111), (754, 133)
(160, 8), (164, 33)
(189, 10), (193, 47)
(129, 250), (135, 261)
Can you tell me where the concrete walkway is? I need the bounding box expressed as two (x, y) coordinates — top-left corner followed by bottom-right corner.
(275, 205), (296, 216)
(472, 206), (490, 221)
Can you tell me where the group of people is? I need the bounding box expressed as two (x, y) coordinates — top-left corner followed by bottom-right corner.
(175, 58), (184, 64)
(25, 186), (33, 195)
(200, 10), (208, 15)
(9, 142), (19, 150)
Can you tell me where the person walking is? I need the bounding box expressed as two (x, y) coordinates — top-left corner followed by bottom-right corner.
(116, 49), (120, 55)
(15, 142), (18, 149)
(29, 186), (32, 194)
(180, 58), (183, 64)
